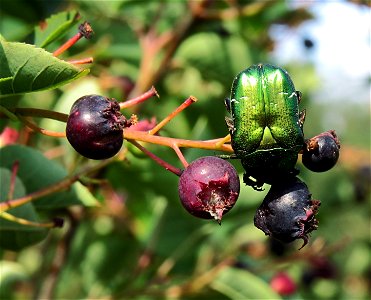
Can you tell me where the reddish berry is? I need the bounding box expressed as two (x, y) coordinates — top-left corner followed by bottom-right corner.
(66, 95), (128, 160)
(302, 130), (340, 172)
(178, 156), (240, 223)
(254, 177), (320, 248)
(0, 127), (19, 146)
(270, 272), (297, 296)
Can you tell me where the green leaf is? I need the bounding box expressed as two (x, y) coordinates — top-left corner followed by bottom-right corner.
(210, 267), (282, 300)
(73, 182), (102, 208)
(0, 261), (29, 297)
(0, 145), (99, 209)
(0, 168), (49, 251)
(34, 11), (81, 48)
(0, 35), (89, 96)
(175, 33), (251, 89)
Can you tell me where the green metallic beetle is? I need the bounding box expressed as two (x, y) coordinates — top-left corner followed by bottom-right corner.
(225, 63), (306, 190)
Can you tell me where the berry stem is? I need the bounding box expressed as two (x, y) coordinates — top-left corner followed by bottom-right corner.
(5, 108), (234, 153)
(171, 144), (189, 168)
(18, 116), (66, 138)
(53, 22), (94, 57)
(124, 130), (233, 152)
(148, 96), (197, 135)
(215, 134), (231, 148)
(128, 140), (183, 176)
(0, 211), (61, 228)
(119, 86), (159, 110)
(1, 104), (233, 152)
(67, 57), (94, 65)
(7, 107), (68, 122)
(53, 32), (83, 57)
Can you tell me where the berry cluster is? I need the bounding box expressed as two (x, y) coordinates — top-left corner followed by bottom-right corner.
(64, 94), (240, 223)
(64, 66), (340, 250)
(251, 131), (340, 248)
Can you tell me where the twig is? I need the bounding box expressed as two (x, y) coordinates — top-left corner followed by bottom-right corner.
(17, 116), (66, 138)
(119, 86), (159, 110)
(0, 211), (62, 228)
(0, 159), (111, 212)
(148, 96), (197, 135)
(129, 140), (183, 176)
(53, 22), (94, 57)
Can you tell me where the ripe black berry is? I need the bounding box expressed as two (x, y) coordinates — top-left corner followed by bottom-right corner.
(254, 177), (320, 248)
(66, 95), (128, 160)
(178, 156), (240, 223)
(302, 130), (340, 172)
(301, 257), (337, 286)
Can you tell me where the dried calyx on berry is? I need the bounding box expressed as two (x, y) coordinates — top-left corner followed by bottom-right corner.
(66, 95), (135, 160)
(302, 130), (340, 172)
(178, 156), (240, 223)
(254, 177), (320, 249)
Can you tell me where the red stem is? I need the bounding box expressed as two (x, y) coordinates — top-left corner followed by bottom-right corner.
(119, 86), (159, 110)
(148, 96), (197, 135)
(171, 145), (189, 168)
(67, 57), (94, 65)
(129, 140), (182, 176)
(53, 22), (94, 57)
(53, 32), (83, 57)
(18, 116), (66, 138)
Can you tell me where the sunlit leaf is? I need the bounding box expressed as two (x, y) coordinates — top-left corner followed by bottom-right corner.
(0, 260), (29, 297)
(34, 10), (81, 48)
(0, 35), (89, 96)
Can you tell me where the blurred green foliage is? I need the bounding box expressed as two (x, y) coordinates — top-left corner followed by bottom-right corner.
(0, 0), (370, 299)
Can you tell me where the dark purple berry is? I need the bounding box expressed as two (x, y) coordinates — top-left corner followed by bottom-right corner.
(301, 257), (337, 286)
(178, 156), (240, 223)
(302, 130), (340, 172)
(66, 95), (128, 160)
(254, 177), (320, 248)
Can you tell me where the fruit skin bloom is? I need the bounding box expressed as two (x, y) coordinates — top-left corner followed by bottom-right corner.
(270, 272), (297, 296)
(178, 156), (240, 223)
(254, 177), (320, 248)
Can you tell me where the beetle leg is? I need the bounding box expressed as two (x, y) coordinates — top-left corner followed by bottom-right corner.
(296, 91), (302, 103)
(299, 109), (306, 128)
(224, 97), (231, 113)
(217, 153), (239, 159)
(225, 117), (235, 134)
(243, 173), (264, 191)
